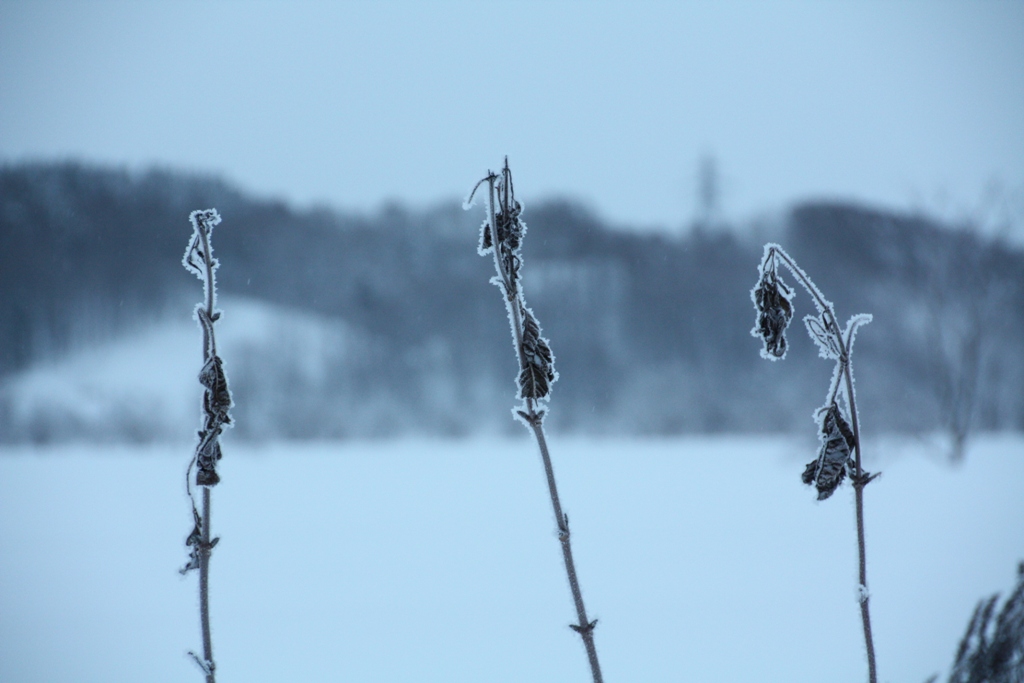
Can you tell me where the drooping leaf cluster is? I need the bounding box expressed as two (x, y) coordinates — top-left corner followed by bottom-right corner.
(472, 161), (557, 407)
(181, 329), (232, 572)
(802, 403), (856, 500)
(750, 243), (876, 501)
(751, 247), (794, 360)
(948, 562), (1024, 683)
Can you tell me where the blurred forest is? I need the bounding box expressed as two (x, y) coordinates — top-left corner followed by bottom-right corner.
(1, 162), (1022, 442)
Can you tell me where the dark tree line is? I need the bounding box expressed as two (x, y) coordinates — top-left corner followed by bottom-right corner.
(2, 162), (1022, 440)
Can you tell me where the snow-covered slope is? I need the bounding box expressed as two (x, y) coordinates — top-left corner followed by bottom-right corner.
(0, 297), (363, 442)
(1, 435), (1020, 682)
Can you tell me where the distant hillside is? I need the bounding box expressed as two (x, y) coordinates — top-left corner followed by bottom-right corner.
(2, 162), (1022, 441)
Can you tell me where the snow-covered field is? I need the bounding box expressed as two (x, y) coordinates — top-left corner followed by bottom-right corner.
(1, 434), (1021, 683)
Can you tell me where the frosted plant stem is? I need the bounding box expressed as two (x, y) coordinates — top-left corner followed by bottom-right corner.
(182, 209), (229, 683)
(528, 410), (603, 683)
(843, 359), (877, 683)
(199, 216), (217, 683)
(758, 243), (878, 683)
(199, 487), (215, 683)
(198, 217), (217, 359)
(771, 247), (842, 341)
(476, 166), (603, 683)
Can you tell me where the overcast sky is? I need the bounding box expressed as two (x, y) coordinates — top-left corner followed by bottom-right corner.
(2, 0), (1022, 234)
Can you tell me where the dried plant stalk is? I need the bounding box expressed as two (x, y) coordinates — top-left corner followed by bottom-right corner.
(751, 243), (879, 683)
(181, 208), (233, 683)
(467, 160), (603, 683)
(947, 562), (1024, 683)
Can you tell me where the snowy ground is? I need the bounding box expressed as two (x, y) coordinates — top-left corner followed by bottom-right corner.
(1, 434), (1021, 683)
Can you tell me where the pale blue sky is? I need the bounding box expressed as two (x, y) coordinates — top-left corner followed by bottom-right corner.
(2, 0), (1022, 233)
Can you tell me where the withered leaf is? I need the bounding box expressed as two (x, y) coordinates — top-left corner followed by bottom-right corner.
(518, 306), (556, 401)
(180, 507), (203, 574)
(199, 355), (232, 423)
(803, 403), (856, 500)
(195, 428), (223, 487)
(752, 270), (794, 360)
(193, 354), (232, 487)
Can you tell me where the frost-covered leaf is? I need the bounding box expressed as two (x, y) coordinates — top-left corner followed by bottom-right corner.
(478, 219), (494, 255)
(479, 201), (523, 253)
(496, 202), (524, 252)
(488, 202), (526, 298)
(804, 314), (841, 360)
(518, 305), (557, 401)
(802, 403), (856, 500)
(195, 428), (223, 487)
(751, 265), (794, 360)
(199, 355), (232, 424)
(192, 353), (232, 487)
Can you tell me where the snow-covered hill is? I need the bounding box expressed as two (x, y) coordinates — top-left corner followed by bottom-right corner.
(0, 297), (380, 442)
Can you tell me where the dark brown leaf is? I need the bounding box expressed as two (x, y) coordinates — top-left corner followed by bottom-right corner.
(804, 403), (856, 500)
(752, 269), (794, 360)
(518, 306), (556, 400)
